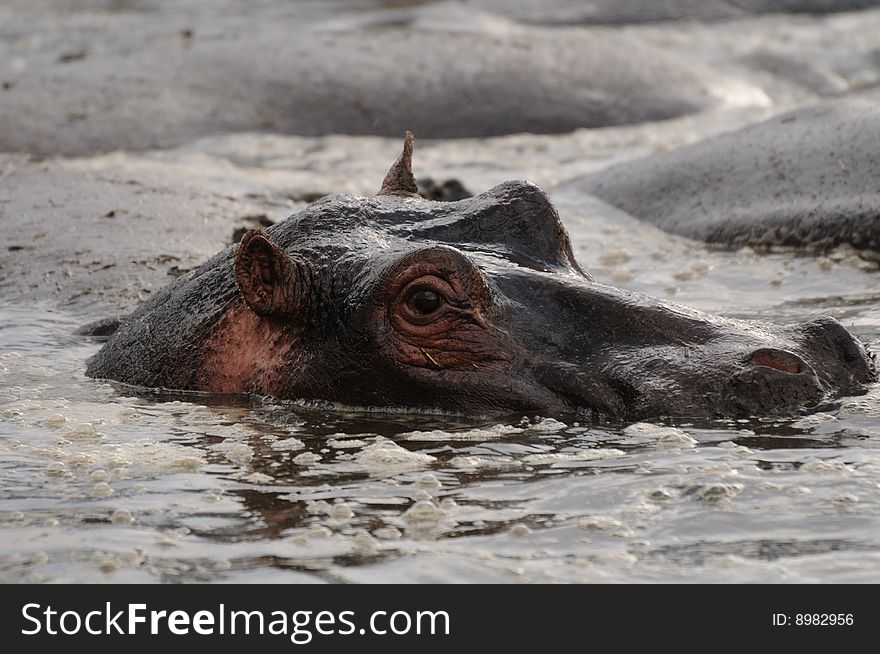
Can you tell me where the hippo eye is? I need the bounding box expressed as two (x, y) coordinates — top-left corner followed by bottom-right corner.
(407, 288), (444, 316)
(393, 275), (457, 327)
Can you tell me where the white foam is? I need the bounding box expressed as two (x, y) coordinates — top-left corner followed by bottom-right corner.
(521, 448), (625, 465)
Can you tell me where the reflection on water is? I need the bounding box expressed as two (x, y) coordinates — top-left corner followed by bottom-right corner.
(2, 294), (880, 583)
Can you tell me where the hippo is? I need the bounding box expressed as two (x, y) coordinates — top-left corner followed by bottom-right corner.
(0, 3), (727, 156)
(86, 133), (876, 420)
(570, 96), (880, 254)
(471, 0), (880, 26)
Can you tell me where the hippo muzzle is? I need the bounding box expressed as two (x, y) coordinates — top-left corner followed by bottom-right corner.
(493, 270), (875, 419)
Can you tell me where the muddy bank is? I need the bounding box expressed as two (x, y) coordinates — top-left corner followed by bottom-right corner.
(570, 93), (880, 253)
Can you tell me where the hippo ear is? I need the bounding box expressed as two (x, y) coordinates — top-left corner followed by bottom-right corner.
(234, 230), (301, 319)
(378, 131), (421, 198)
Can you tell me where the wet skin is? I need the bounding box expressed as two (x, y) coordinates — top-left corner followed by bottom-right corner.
(86, 134), (877, 420)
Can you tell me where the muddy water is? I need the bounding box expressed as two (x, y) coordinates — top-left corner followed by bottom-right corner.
(4, 3), (880, 583)
(3, 222), (880, 583)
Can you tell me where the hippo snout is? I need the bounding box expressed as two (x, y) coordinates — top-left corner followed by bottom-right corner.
(794, 315), (876, 391)
(725, 318), (874, 416)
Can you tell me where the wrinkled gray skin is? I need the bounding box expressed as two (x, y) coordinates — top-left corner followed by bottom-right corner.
(571, 95), (880, 252)
(87, 138), (876, 420)
(471, 0), (880, 25)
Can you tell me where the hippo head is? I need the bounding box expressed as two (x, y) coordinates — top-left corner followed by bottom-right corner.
(87, 133), (876, 420)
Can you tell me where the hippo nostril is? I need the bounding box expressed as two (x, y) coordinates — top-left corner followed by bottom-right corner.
(750, 348), (803, 374)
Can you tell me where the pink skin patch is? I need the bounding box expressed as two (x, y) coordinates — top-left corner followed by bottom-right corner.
(199, 302), (299, 394)
(751, 349), (802, 374)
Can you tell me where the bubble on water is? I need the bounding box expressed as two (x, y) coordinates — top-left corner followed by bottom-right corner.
(45, 413), (67, 427)
(786, 486), (812, 497)
(327, 438), (368, 449)
(624, 422), (696, 448)
(203, 424), (257, 439)
(578, 516), (622, 531)
(8, 511), (25, 522)
(354, 438), (434, 470)
(690, 260), (713, 274)
(793, 412), (838, 429)
(181, 405), (218, 421)
(801, 458), (849, 474)
(67, 422), (104, 440)
(416, 473), (441, 488)
(657, 432), (697, 449)
(758, 481), (783, 491)
(446, 455), (521, 470)
(439, 497), (457, 510)
(99, 558), (118, 573)
(6, 399), (45, 414)
(243, 472), (273, 484)
(529, 417), (569, 432)
(216, 442), (254, 465)
(509, 523), (532, 537)
(350, 529), (379, 557)
(522, 448), (625, 465)
(621, 503), (660, 518)
(30, 552), (50, 567)
(306, 500), (332, 515)
(600, 248), (632, 266)
(399, 424), (520, 441)
(46, 461), (70, 477)
(839, 387), (880, 417)
(92, 482), (114, 497)
(610, 269), (634, 283)
(305, 526), (332, 540)
(270, 437), (306, 451)
(673, 269), (696, 282)
(203, 491), (222, 502)
(111, 509), (134, 524)
(649, 487), (674, 501)
(120, 550), (144, 566)
(688, 483), (744, 502)
(402, 500), (449, 538)
(833, 494), (858, 503)
(131, 484), (147, 495)
(292, 451), (321, 466)
(723, 444), (753, 458)
(817, 257), (835, 271)
(374, 526), (402, 540)
(840, 254), (878, 271)
(89, 468), (110, 482)
(117, 406), (141, 420)
(329, 503), (354, 521)
(42, 440), (206, 477)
